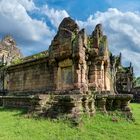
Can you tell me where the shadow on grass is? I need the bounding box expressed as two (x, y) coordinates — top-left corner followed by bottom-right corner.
(0, 107), (28, 116)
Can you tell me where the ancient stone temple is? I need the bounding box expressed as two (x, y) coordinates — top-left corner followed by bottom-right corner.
(110, 53), (134, 94)
(0, 17), (133, 119)
(0, 35), (22, 65)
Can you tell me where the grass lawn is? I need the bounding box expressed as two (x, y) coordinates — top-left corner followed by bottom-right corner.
(0, 103), (139, 140)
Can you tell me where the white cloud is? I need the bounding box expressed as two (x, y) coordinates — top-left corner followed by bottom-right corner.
(0, 0), (70, 56)
(0, 0), (55, 56)
(121, 49), (140, 75)
(18, 0), (36, 11)
(41, 5), (69, 28)
(0, 0), (139, 76)
(77, 8), (140, 76)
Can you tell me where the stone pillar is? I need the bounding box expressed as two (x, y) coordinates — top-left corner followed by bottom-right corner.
(101, 61), (105, 90)
(88, 95), (95, 116)
(113, 95), (122, 111)
(81, 61), (88, 92)
(96, 61), (105, 92)
(110, 94), (133, 119)
(94, 65), (97, 87)
(82, 95), (90, 115)
(73, 63), (81, 90)
(95, 94), (108, 113)
(88, 63), (97, 91)
(60, 94), (83, 125)
(120, 94), (133, 119)
(104, 62), (107, 90)
(104, 61), (111, 91)
(68, 95), (83, 118)
(106, 95), (115, 111)
(82, 95), (95, 116)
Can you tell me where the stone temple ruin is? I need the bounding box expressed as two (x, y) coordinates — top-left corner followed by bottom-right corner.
(0, 17), (133, 120)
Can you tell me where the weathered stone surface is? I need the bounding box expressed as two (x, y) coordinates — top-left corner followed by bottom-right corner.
(0, 17), (134, 120)
(0, 35), (22, 65)
(110, 53), (134, 94)
(95, 94), (108, 113)
(2, 95), (40, 109)
(131, 87), (140, 103)
(94, 94), (133, 119)
(59, 17), (79, 33)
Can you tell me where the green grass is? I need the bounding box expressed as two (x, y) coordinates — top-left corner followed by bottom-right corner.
(0, 103), (139, 140)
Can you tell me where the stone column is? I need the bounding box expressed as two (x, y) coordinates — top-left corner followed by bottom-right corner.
(64, 95), (83, 125)
(95, 94), (108, 113)
(96, 62), (103, 92)
(82, 95), (90, 115)
(111, 94), (133, 119)
(120, 94), (133, 119)
(88, 63), (97, 91)
(113, 95), (122, 111)
(73, 63), (81, 90)
(88, 95), (95, 116)
(106, 95), (115, 111)
(81, 61), (88, 92)
(101, 61), (105, 90)
(104, 62), (107, 91)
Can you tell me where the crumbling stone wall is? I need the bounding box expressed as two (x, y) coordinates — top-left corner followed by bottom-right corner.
(131, 87), (140, 103)
(6, 57), (57, 95)
(87, 24), (111, 92)
(110, 53), (134, 94)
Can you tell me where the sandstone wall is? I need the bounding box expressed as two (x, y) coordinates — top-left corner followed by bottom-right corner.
(6, 57), (56, 95)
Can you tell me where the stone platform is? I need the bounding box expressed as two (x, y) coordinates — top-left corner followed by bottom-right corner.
(0, 93), (133, 119)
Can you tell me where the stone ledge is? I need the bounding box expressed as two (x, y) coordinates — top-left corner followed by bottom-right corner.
(114, 94), (133, 100)
(7, 89), (83, 96)
(0, 95), (40, 109)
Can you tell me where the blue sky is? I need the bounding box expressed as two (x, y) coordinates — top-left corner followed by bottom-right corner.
(0, 0), (140, 76)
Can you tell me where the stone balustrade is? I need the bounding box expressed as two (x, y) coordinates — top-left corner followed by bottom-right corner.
(95, 94), (108, 113)
(95, 94), (133, 118)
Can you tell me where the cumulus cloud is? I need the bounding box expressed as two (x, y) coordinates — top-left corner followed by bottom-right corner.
(77, 8), (140, 76)
(18, 0), (36, 11)
(0, 0), (55, 56)
(41, 5), (69, 28)
(121, 49), (140, 75)
(0, 0), (140, 76)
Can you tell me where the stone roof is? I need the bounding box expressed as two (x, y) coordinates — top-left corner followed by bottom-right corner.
(58, 17), (79, 33)
(22, 50), (49, 62)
